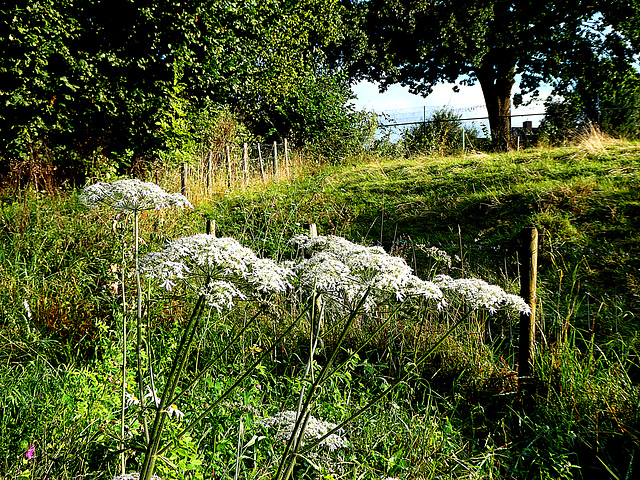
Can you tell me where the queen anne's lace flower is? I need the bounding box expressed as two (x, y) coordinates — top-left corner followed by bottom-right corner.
(418, 245), (453, 268)
(201, 280), (247, 312)
(141, 235), (294, 309)
(257, 410), (348, 451)
(433, 274), (531, 314)
(290, 235), (443, 308)
(79, 178), (193, 212)
(291, 235), (529, 315)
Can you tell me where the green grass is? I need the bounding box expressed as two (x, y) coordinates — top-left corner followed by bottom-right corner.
(1, 143), (639, 479)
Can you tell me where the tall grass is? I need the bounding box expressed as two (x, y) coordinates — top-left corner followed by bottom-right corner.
(1, 141), (639, 479)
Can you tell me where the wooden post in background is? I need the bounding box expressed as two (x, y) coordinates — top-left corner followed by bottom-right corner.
(273, 141), (278, 177)
(284, 138), (290, 176)
(206, 218), (216, 237)
(225, 145), (232, 188)
(206, 151), (212, 191)
(243, 143), (249, 184)
(181, 163), (188, 198)
(518, 226), (538, 380)
(309, 223), (318, 238)
(258, 143), (265, 182)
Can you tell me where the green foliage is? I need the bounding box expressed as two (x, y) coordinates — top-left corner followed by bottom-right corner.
(257, 73), (377, 159)
(343, 0), (640, 142)
(401, 108), (478, 156)
(0, 0), (347, 184)
(2, 144), (640, 479)
(541, 60), (640, 143)
(156, 71), (255, 171)
(538, 100), (589, 145)
(1, 358), (118, 479)
(155, 434), (204, 480)
(596, 64), (640, 139)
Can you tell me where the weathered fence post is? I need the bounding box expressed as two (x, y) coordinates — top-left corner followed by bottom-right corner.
(225, 145), (232, 188)
(257, 143), (265, 182)
(243, 143), (249, 184)
(273, 141), (278, 177)
(309, 223), (318, 238)
(206, 150), (212, 191)
(284, 138), (291, 176)
(206, 218), (216, 237)
(181, 163), (188, 198)
(518, 226), (538, 381)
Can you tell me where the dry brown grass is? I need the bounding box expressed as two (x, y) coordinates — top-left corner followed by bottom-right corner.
(155, 143), (306, 205)
(575, 122), (625, 154)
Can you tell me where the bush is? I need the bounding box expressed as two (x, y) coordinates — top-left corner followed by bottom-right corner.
(401, 108), (477, 156)
(537, 100), (589, 146)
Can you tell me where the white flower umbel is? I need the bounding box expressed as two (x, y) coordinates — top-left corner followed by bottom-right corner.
(417, 244), (453, 268)
(258, 410), (348, 452)
(201, 280), (247, 312)
(141, 235), (294, 308)
(290, 235), (444, 308)
(80, 179), (192, 477)
(79, 178), (193, 212)
(433, 274), (531, 315)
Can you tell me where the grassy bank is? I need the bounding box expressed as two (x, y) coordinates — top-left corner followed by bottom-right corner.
(1, 141), (639, 479)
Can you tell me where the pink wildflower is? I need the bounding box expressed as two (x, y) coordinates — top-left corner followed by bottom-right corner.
(25, 445), (35, 459)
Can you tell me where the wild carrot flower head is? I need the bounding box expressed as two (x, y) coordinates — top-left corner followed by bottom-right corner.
(141, 235), (293, 309)
(433, 274), (531, 315)
(417, 244), (453, 268)
(257, 410), (348, 451)
(79, 178), (193, 212)
(290, 234), (444, 309)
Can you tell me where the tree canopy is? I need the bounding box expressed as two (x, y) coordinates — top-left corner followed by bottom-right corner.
(0, 0), (345, 181)
(342, 0), (640, 144)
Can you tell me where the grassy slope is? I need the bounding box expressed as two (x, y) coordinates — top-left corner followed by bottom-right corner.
(2, 142), (640, 479)
(217, 142), (640, 348)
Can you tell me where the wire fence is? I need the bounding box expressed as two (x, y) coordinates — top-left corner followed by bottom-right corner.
(375, 105), (546, 137)
(163, 139), (296, 203)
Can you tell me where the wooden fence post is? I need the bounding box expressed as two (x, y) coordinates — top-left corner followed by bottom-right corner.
(181, 163), (188, 198)
(206, 218), (216, 237)
(309, 223), (318, 238)
(225, 145), (232, 188)
(257, 143), (265, 182)
(273, 141), (278, 177)
(518, 226), (538, 381)
(243, 143), (249, 184)
(206, 150), (212, 191)
(284, 138), (290, 176)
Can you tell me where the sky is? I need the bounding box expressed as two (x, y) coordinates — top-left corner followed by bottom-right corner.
(349, 79), (551, 137)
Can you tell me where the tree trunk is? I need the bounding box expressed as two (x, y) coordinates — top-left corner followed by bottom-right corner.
(476, 59), (516, 149)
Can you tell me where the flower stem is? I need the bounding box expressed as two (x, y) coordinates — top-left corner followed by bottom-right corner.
(134, 211), (150, 445)
(140, 295), (207, 480)
(120, 237), (128, 474)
